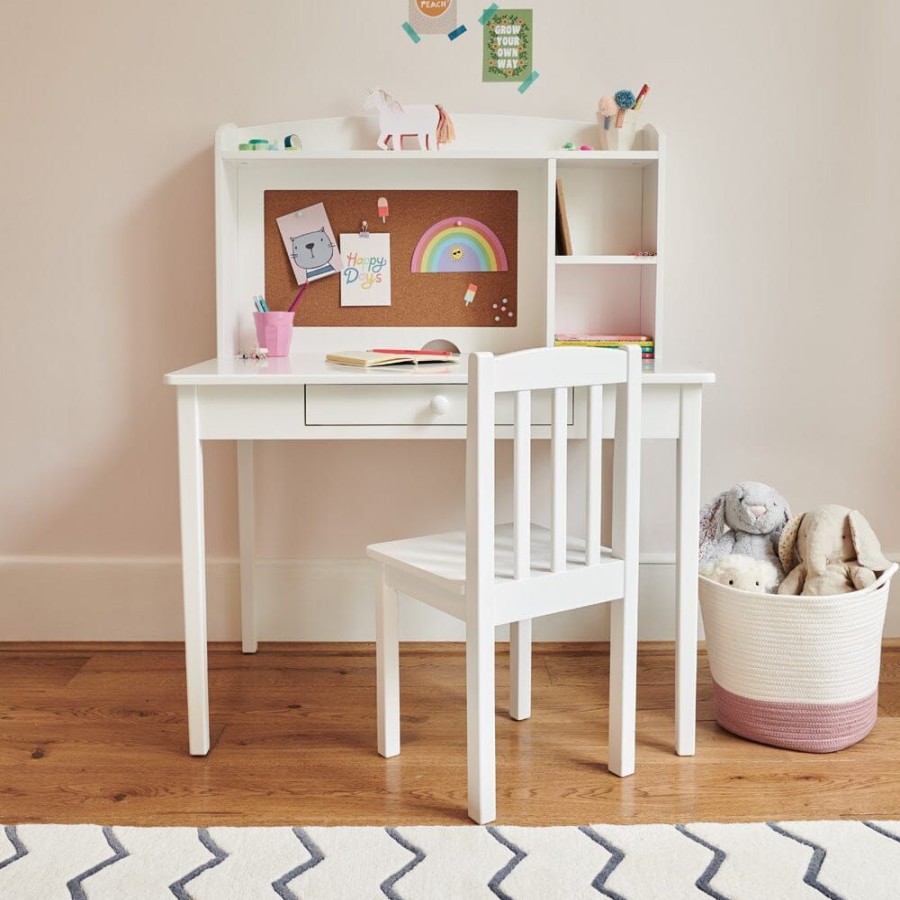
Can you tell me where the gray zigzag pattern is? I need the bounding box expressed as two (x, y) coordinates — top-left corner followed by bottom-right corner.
(864, 821), (900, 843)
(66, 826), (129, 900)
(578, 826), (628, 900)
(0, 826), (27, 871)
(767, 823), (845, 900)
(381, 827), (425, 899)
(676, 825), (730, 900)
(486, 826), (526, 900)
(272, 827), (324, 899)
(169, 828), (228, 900)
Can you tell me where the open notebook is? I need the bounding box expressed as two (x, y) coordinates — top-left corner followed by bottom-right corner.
(326, 351), (460, 368)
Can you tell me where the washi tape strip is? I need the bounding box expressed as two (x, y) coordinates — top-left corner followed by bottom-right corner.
(402, 21), (421, 43)
(448, 24), (467, 40)
(478, 4), (499, 25)
(518, 70), (541, 94)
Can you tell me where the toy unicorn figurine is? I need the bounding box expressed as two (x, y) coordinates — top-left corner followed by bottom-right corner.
(363, 87), (455, 151)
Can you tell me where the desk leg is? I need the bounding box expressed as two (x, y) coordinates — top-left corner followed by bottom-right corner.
(177, 387), (210, 756)
(237, 440), (257, 654)
(675, 385), (702, 757)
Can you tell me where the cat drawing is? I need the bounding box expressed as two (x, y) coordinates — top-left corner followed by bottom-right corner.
(290, 228), (336, 280)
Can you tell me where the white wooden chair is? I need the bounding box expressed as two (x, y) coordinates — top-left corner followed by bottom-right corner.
(367, 346), (642, 824)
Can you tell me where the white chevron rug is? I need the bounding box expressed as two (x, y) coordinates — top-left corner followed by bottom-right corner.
(2, 820), (899, 899)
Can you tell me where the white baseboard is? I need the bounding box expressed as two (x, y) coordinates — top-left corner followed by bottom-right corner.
(1, 556), (898, 642)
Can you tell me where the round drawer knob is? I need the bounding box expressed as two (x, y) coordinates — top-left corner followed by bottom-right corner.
(430, 395), (450, 416)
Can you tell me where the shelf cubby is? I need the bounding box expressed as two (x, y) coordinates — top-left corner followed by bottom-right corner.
(548, 125), (665, 360)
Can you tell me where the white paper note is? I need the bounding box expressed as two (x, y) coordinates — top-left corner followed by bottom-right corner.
(339, 233), (392, 307)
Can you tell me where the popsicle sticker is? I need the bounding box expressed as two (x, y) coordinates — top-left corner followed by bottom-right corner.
(464, 283), (477, 305)
(377, 196), (389, 223)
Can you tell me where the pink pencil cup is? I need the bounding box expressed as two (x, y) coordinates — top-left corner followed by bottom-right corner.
(253, 311), (294, 357)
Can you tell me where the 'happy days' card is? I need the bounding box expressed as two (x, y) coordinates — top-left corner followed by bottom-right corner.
(339, 233), (391, 306)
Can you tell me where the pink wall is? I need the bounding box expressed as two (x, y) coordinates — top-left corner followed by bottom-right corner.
(1, 0), (898, 569)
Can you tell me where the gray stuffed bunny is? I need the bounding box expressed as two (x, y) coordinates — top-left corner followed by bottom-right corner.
(699, 481), (791, 576)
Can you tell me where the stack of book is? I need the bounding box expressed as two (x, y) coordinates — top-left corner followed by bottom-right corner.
(554, 333), (655, 362)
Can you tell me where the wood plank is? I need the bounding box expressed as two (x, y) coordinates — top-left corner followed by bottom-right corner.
(0, 642), (898, 826)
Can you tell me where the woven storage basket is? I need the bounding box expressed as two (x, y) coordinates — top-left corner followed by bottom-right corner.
(699, 563), (897, 752)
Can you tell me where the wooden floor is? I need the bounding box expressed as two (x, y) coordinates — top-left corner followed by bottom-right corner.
(1, 641), (898, 826)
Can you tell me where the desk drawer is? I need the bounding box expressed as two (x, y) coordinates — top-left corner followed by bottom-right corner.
(305, 385), (571, 427)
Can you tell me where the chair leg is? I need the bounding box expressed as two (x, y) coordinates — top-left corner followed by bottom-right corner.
(467, 621), (497, 824)
(376, 570), (400, 758)
(509, 619), (532, 721)
(608, 595), (637, 777)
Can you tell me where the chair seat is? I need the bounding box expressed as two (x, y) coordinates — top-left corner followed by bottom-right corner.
(368, 523), (620, 595)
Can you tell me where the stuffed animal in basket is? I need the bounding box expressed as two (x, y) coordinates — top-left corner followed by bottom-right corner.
(699, 482), (791, 578)
(777, 504), (890, 596)
(700, 554), (780, 593)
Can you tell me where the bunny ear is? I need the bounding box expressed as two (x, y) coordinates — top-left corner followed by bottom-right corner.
(778, 513), (804, 574)
(849, 510), (890, 572)
(698, 493), (726, 561)
(771, 494), (791, 540)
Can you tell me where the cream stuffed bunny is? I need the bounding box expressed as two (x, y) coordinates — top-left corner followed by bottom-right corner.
(700, 554), (780, 593)
(777, 505), (890, 596)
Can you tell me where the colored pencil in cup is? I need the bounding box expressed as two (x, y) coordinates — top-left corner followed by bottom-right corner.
(288, 282), (307, 313)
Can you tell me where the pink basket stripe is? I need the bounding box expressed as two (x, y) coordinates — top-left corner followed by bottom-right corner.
(711, 679), (878, 753)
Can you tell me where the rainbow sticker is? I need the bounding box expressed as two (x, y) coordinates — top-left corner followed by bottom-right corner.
(411, 217), (508, 273)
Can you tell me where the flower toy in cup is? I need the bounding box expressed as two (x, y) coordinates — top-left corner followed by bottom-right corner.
(598, 95), (617, 131)
(614, 90), (636, 128)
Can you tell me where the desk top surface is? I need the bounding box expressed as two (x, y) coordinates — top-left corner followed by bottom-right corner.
(165, 354), (716, 387)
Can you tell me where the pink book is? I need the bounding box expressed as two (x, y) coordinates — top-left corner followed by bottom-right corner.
(555, 333), (651, 341)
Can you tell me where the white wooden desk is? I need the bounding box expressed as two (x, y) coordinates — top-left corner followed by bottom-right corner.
(165, 353), (714, 757)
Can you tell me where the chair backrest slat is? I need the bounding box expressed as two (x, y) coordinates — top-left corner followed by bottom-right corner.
(586, 384), (603, 566)
(611, 354), (642, 594)
(467, 346), (640, 595)
(466, 354), (497, 603)
(513, 390), (531, 579)
(550, 386), (568, 572)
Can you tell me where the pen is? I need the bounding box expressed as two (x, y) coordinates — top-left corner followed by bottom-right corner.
(370, 348), (457, 356)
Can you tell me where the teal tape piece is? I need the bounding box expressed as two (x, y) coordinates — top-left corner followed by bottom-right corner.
(248, 138), (268, 145)
(478, 4), (499, 25)
(518, 70), (540, 94)
(448, 24), (467, 40)
(402, 21), (421, 43)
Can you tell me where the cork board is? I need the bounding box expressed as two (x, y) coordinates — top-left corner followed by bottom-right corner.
(264, 190), (518, 327)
